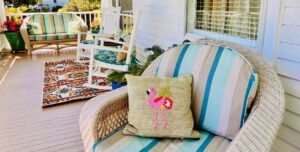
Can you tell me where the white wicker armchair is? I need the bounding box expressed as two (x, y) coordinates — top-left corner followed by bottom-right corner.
(79, 39), (285, 152)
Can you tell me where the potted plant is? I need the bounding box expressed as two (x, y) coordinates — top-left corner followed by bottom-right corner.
(1, 17), (25, 53)
(107, 45), (165, 90)
(90, 20), (101, 34)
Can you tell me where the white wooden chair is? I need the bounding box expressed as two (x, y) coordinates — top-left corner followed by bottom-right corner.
(85, 11), (140, 90)
(76, 7), (121, 62)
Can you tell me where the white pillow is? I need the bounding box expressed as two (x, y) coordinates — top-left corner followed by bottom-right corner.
(68, 21), (80, 34)
(27, 23), (43, 35)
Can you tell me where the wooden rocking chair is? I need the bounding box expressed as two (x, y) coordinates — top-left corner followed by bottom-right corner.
(76, 7), (122, 62)
(85, 11), (140, 90)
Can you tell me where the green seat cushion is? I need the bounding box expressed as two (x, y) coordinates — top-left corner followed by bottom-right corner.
(29, 33), (78, 41)
(94, 50), (126, 65)
(93, 127), (230, 152)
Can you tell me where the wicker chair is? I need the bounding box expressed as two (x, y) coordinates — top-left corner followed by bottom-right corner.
(79, 39), (285, 152)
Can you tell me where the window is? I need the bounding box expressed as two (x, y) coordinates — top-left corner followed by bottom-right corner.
(187, 0), (263, 47)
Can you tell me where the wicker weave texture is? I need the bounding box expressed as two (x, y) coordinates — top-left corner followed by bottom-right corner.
(79, 39), (285, 152)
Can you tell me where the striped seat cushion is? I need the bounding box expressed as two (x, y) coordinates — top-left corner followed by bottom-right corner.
(93, 127), (230, 152)
(156, 44), (259, 139)
(29, 33), (78, 41)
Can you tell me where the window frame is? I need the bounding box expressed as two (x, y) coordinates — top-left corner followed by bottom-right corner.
(186, 0), (267, 52)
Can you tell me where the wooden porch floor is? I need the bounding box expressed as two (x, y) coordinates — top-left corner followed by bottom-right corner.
(0, 48), (86, 152)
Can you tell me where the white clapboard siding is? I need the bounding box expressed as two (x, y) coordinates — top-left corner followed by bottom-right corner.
(279, 75), (300, 98)
(272, 137), (300, 152)
(283, 110), (300, 133)
(277, 59), (300, 80)
(273, 0), (300, 151)
(277, 124), (300, 149)
(281, 25), (300, 45)
(278, 42), (300, 62)
(133, 0), (186, 62)
(285, 0), (300, 6)
(286, 94), (300, 116)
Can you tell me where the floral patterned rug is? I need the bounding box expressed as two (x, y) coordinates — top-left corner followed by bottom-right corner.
(43, 60), (109, 107)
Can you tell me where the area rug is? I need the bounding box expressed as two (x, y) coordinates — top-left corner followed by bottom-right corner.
(43, 60), (109, 107)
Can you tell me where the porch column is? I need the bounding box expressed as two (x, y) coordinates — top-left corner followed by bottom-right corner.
(0, 0), (5, 24)
(0, 0), (10, 52)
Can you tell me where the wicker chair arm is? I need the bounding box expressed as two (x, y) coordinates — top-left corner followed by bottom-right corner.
(79, 87), (129, 152)
(20, 18), (31, 50)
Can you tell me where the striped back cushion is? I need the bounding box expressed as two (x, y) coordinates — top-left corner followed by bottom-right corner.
(53, 14), (66, 33)
(156, 44), (258, 139)
(62, 14), (75, 33)
(30, 14), (46, 34)
(43, 14), (56, 34)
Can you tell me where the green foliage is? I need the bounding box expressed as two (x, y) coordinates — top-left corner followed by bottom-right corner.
(58, 0), (99, 12)
(158, 86), (172, 98)
(52, 6), (62, 12)
(4, 0), (40, 7)
(107, 45), (165, 84)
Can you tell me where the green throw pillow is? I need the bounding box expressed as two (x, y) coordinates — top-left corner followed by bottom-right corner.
(27, 23), (43, 35)
(123, 74), (200, 139)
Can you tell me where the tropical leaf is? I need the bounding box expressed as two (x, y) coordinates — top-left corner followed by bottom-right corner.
(158, 86), (172, 98)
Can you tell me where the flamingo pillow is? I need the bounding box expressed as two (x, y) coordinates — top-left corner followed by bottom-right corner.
(123, 74), (200, 138)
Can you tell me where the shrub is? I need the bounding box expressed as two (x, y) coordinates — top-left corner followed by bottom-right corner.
(52, 6), (63, 12)
(58, 0), (99, 12)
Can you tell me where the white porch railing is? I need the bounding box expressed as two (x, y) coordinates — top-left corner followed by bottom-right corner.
(5, 11), (133, 30)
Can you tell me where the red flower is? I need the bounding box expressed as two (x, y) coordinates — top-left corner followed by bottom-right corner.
(1, 18), (23, 32)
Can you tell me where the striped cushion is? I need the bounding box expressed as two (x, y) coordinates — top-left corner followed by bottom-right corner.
(62, 14), (75, 33)
(43, 14), (56, 34)
(53, 14), (66, 33)
(30, 14), (46, 34)
(93, 127), (230, 152)
(156, 44), (258, 139)
(29, 33), (78, 41)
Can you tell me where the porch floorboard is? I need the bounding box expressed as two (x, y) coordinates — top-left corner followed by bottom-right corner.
(0, 48), (85, 152)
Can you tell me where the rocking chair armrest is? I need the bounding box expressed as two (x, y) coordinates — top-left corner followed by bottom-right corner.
(97, 37), (126, 45)
(94, 46), (128, 53)
(79, 87), (129, 152)
(20, 23), (30, 50)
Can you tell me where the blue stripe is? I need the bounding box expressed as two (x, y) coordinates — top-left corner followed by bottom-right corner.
(173, 44), (190, 77)
(177, 44), (202, 76)
(92, 126), (125, 152)
(203, 49), (237, 131)
(240, 74), (255, 128)
(196, 134), (214, 152)
(140, 139), (160, 152)
(176, 131), (207, 152)
(198, 47), (224, 128)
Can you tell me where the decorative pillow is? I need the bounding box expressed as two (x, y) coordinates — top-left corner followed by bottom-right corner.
(67, 21), (80, 34)
(116, 45), (128, 62)
(123, 74), (200, 139)
(27, 23), (43, 35)
(156, 44), (259, 140)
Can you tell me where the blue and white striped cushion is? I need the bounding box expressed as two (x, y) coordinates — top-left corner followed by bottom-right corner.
(93, 126), (230, 152)
(156, 44), (259, 139)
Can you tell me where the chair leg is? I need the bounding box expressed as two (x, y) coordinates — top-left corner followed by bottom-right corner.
(56, 44), (60, 54)
(76, 47), (81, 62)
(87, 57), (94, 85)
(27, 44), (33, 55)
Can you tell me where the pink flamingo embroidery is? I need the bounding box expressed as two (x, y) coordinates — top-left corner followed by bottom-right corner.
(147, 86), (173, 129)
